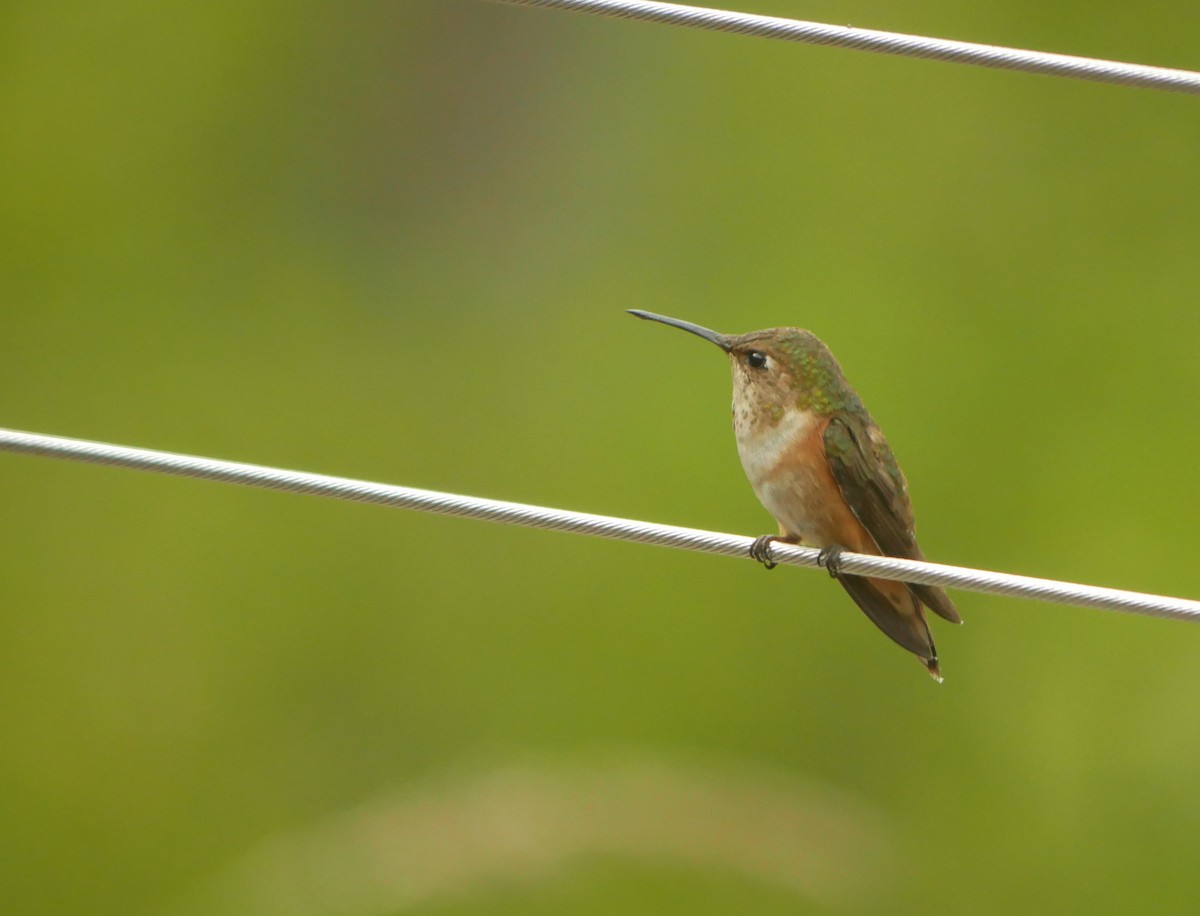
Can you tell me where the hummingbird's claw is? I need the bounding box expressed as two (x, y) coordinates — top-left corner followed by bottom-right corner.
(749, 535), (779, 570)
(816, 546), (845, 578)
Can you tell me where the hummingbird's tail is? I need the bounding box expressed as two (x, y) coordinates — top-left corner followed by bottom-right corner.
(837, 573), (944, 682)
(922, 655), (944, 683)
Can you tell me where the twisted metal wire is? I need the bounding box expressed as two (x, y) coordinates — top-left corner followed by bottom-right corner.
(2, 427), (1198, 622)
(490, 0), (1200, 95)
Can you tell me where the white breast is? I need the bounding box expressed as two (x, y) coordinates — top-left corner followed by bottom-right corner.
(733, 407), (828, 544)
(734, 407), (816, 485)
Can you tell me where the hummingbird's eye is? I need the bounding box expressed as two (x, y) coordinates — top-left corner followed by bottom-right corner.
(746, 351), (768, 370)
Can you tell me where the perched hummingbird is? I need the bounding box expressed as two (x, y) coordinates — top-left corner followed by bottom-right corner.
(629, 309), (961, 681)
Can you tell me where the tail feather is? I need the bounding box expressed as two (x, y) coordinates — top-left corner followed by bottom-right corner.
(837, 574), (943, 681)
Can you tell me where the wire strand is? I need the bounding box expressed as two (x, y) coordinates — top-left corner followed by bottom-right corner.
(489, 0), (1200, 95)
(2, 427), (1198, 623)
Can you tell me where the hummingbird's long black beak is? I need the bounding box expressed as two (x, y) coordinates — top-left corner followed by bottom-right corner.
(627, 310), (731, 351)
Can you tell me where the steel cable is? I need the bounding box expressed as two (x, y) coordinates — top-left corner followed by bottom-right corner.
(2, 427), (1198, 623)
(490, 0), (1200, 95)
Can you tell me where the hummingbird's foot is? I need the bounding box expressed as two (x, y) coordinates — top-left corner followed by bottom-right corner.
(749, 535), (780, 570)
(816, 546), (845, 579)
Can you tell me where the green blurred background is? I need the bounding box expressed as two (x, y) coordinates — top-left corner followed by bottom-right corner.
(3, 2), (1200, 913)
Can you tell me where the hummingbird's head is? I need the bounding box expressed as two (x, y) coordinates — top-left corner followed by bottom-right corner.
(627, 310), (855, 420)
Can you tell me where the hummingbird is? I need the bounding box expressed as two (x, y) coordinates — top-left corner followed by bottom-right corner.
(628, 309), (961, 681)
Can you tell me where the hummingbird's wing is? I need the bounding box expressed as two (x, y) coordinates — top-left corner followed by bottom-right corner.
(823, 414), (961, 624)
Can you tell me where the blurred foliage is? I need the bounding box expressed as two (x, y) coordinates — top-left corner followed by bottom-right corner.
(2, 2), (1200, 914)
